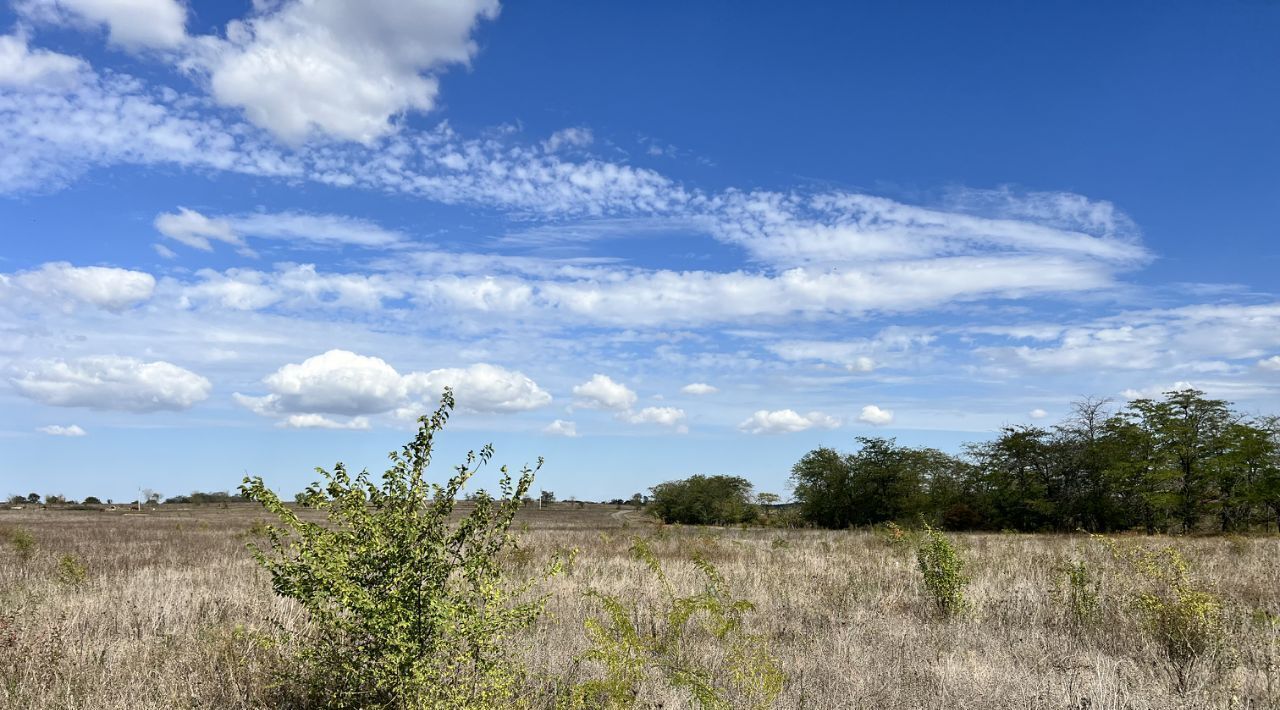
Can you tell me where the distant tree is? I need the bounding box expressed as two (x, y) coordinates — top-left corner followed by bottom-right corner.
(755, 492), (781, 519)
(628, 492), (644, 508)
(648, 475), (755, 525)
(83, 496), (102, 505)
(8, 495), (25, 505)
(539, 490), (556, 506)
(26, 493), (39, 505)
(791, 438), (955, 529)
(1122, 389), (1233, 533)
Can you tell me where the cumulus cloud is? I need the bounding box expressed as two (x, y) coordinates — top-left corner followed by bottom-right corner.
(404, 363), (552, 413)
(857, 405), (893, 426)
(1029, 408), (1048, 419)
(37, 424), (86, 436)
(235, 350), (549, 424)
(9, 262), (155, 312)
(18, 0), (188, 50)
(197, 0), (499, 142)
(543, 419), (578, 437)
(11, 356), (211, 412)
(1259, 356), (1280, 371)
(0, 32), (86, 87)
(680, 382), (718, 395)
(254, 349), (405, 416)
(572, 374), (637, 411)
(738, 409), (840, 435)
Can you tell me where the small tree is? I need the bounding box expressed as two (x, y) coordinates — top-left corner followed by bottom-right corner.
(240, 389), (564, 708)
(25, 493), (39, 505)
(649, 475), (755, 525)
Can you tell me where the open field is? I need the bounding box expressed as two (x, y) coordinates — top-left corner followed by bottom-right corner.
(1, 504), (1278, 709)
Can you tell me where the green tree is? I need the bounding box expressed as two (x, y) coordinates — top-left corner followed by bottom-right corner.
(792, 438), (956, 529)
(1123, 389), (1233, 533)
(648, 475), (755, 525)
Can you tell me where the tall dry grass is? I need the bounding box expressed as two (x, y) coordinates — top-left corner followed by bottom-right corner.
(1, 505), (1278, 709)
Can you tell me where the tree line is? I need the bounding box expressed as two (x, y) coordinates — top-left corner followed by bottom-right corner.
(652, 389), (1280, 533)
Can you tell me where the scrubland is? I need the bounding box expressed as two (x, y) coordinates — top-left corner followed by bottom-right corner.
(1, 505), (1278, 709)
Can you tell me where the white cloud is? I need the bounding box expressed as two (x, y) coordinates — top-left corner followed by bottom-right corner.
(622, 406), (686, 429)
(1029, 408), (1048, 419)
(11, 262), (155, 312)
(980, 303), (1280, 376)
(738, 409), (840, 435)
(572, 374), (636, 411)
(857, 405), (894, 426)
(20, 0), (189, 49)
(249, 349), (406, 416)
(235, 350), (549, 424)
(680, 382), (718, 395)
(37, 424), (86, 436)
(155, 208), (407, 252)
(1120, 381), (1196, 401)
(543, 127), (593, 153)
(198, 0), (499, 143)
(154, 208), (243, 251)
(0, 32), (86, 87)
(712, 189), (1147, 269)
(404, 363), (551, 413)
(543, 419), (578, 437)
(152, 243), (178, 259)
(1259, 356), (1280, 371)
(280, 413), (371, 430)
(11, 356), (211, 412)
(180, 265), (404, 311)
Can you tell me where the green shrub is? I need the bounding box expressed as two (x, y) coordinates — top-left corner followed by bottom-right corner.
(566, 537), (784, 709)
(916, 523), (968, 617)
(1092, 535), (1226, 689)
(4, 528), (35, 562)
(1057, 559), (1100, 628)
(56, 554), (87, 588)
(240, 389), (566, 709)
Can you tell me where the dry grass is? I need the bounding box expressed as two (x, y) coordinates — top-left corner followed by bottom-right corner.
(1, 504), (1278, 709)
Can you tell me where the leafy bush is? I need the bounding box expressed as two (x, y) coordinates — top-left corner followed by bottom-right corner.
(916, 524), (968, 617)
(648, 475), (757, 526)
(3, 527), (35, 562)
(1092, 535), (1227, 689)
(56, 554), (88, 588)
(566, 537), (783, 709)
(240, 389), (565, 709)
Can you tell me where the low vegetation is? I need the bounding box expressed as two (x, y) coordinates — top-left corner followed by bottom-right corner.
(2, 387), (1279, 708)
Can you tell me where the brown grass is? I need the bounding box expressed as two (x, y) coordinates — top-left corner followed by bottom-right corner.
(1, 504), (1278, 709)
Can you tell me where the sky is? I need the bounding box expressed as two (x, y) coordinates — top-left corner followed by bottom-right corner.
(1, 0), (1279, 503)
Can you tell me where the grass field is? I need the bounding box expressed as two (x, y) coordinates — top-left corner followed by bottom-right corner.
(1, 504), (1278, 709)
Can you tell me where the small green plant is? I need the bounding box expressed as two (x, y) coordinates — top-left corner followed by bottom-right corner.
(566, 537), (784, 709)
(1092, 535), (1226, 690)
(1057, 559), (1100, 628)
(916, 523), (968, 617)
(4, 527), (36, 562)
(56, 554), (88, 588)
(240, 389), (566, 709)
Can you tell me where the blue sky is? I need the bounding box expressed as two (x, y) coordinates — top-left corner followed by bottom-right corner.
(1, 0), (1278, 502)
